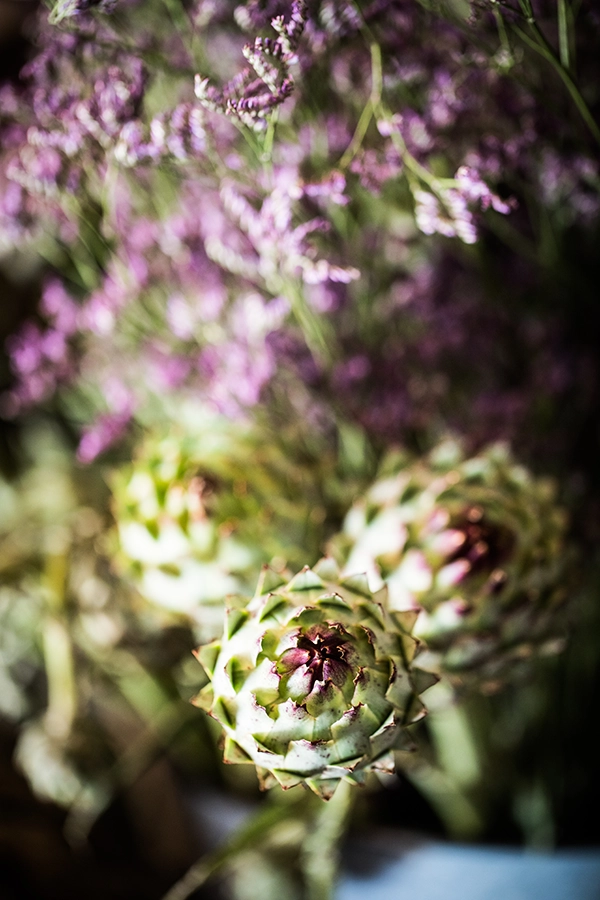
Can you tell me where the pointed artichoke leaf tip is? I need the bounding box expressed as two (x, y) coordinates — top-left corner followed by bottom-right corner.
(214, 696), (237, 728)
(256, 767), (278, 791)
(226, 592), (251, 610)
(357, 599), (386, 631)
(344, 768), (368, 785)
(305, 777), (340, 800)
(339, 571), (372, 599)
(370, 751), (396, 774)
(271, 768), (306, 790)
(255, 565), (289, 597)
(194, 640), (221, 676)
(285, 566), (326, 594)
(191, 684), (214, 711)
(315, 592), (352, 613)
(390, 608), (420, 636)
(313, 556), (341, 582)
(404, 695), (427, 725)
(225, 656), (253, 692)
(223, 737), (254, 765)
(411, 667), (440, 695)
(258, 591), (289, 622)
(372, 584), (391, 608)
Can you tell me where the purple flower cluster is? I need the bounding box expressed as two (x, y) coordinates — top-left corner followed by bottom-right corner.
(50, 0), (117, 24)
(194, 0), (307, 129)
(412, 166), (516, 245)
(115, 104), (207, 166)
(2, 173), (298, 454)
(340, 2), (599, 233)
(212, 164), (358, 288)
(267, 231), (584, 465)
(2, 281), (78, 415)
(1, 0), (598, 463)
(0, 12), (147, 246)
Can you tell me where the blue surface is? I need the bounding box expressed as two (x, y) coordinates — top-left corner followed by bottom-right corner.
(337, 844), (600, 900)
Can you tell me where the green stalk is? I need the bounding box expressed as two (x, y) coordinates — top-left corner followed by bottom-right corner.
(160, 799), (307, 900)
(64, 695), (198, 847)
(512, 20), (600, 147)
(261, 110), (279, 165)
(557, 0), (571, 71)
(340, 43), (382, 170)
(160, 0), (194, 58)
(42, 550), (77, 740)
(405, 764), (484, 840)
(302, 780), (354, 900)
(339, 101), (375, 171)
(285, 280), (337, 369)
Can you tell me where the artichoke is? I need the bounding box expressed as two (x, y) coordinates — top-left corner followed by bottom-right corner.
(112, 416), (333, 640)
(334, 441), (570, 684)
(192, 558), (433, 799)
(113, 430), (250, 639)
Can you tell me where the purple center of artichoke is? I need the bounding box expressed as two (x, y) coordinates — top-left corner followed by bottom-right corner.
(448, 506), (514, 575)
(279, 625), (354, 690)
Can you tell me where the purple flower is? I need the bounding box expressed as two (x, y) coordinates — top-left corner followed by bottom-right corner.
(77, 409), (132, 462)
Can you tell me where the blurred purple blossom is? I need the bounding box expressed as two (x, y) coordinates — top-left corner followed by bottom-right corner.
(0, 0), (598, 464)
(77, 408), (133, 463)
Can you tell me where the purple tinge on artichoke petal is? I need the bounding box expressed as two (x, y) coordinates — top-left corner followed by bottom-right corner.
(192, 559), (432, 799)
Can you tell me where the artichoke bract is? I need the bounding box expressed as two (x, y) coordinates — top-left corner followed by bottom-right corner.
(192, 559), (432, 799)
(334, 441), (570, 684)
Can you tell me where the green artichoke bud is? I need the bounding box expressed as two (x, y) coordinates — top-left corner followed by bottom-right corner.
(333, 441), (570, 683)
(193, 559), (433, 799)
(113, 431), (250, 639)
(112, 417), (332, 640)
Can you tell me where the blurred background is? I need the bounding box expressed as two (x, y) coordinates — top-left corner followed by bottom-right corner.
(1, 0), (600, 897)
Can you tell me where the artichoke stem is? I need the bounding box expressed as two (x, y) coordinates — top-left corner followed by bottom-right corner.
(302, 779), (355, 900)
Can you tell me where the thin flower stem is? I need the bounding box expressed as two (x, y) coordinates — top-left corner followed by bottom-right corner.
(339, 100), (374, 171)
(341, 35), (456, 199)
(286, 280), (336, 368)
(64, 696), (198, 847)
(492, 6), (512, 59)
(161, 799), (307, 900)
(261, 109), (279, 167)
(345, 40), (466, 227)
(159, 0), (194, 62)
(511, 18), (600, 146)
(339, 42), (382, 170)
(557, 0), (571, 71)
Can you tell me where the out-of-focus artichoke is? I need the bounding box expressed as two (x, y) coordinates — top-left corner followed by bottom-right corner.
(112, 417), (335, 641)
(192, 559), (434, 799)
(333, 441), (570, 685)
